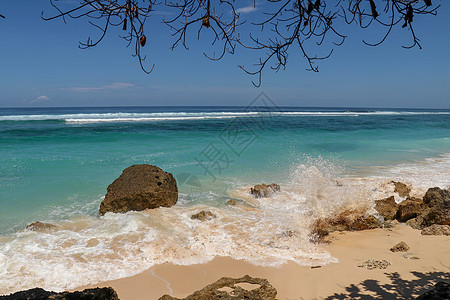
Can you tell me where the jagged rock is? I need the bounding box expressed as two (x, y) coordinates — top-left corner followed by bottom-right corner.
(250, 184), (280, 198)
(311, 210), (382, 239)
(390, 241), (410, 252)
(403, 187), (450, 229)
(158, 275), (277, 300)
(358, 259), (390, 270)
(99, 164), (178, 216)
(226, 199), (237, 206)
(423, 187), (450, 207)
(392, 181), (411, 198)
(397, 199), (424, 222)
(375, 196), (398, 220)
(26, 221), (56, 231)
(416, 281), (450, 300)
(191, 210), (217, 221)
(421, 224), (450, 236)
(0, 287), (119, 299)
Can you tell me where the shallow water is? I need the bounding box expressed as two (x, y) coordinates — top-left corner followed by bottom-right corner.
(0, 105), (449, 294)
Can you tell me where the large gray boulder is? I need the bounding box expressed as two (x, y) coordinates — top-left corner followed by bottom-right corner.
(99, 164), (178, 215)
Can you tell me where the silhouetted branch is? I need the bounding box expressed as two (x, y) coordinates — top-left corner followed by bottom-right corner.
(41, 0), (439, 84)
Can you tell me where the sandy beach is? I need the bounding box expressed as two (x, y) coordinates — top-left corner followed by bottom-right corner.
(78, 224), (450, 299)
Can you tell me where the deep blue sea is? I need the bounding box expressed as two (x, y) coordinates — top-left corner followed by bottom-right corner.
(0, 104), (449, 293)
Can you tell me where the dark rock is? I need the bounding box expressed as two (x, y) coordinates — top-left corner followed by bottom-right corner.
(26, 222), (56, 232)
(191, 210), (217, 221)
(392, 181), (410, 198)
(403, 187), (450, 229)
(158, 275), (277, 300)
(397, 199), (424, 222)
(375, 196), (398, 220)
(250, 184), (280, 198)
(416, 281), (450, 300)
(0, 287), (119, 300)
(421, 224), (450, 236)
(390, 241), (410, 252)
(99, 164), (178, 216)
(423, 187), (450, 207)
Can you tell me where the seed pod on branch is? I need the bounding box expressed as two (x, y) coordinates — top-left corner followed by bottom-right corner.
(140, 35), (146, 47)
(202, 16), (210, 28)
(122, 18), (127, 31)
(424, 0), (432, 6)
(402, 5), (413, 28)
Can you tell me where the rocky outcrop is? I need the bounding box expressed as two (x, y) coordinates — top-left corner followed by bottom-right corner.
(158, 275), (277, 300)
(250, 184), (280, 198)
(416, 281), (450, 300)
(0, 287), (119, 300)
(392, 181), (411, 198)
(390, 241), (410, 252)
(375, 196), (398, 220)
(25, 221), (56, 231)
(421, 224), (450, 236)
(358, 259), (390, 270)
(191, 210), (217, 221)
(99, 164), (178, 215)
(397, 199), (424, 222)
(311, 210), (382, 239)
(406, 187), (450, 229)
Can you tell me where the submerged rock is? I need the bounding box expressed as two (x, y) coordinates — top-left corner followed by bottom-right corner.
(158, 275), (277, 300)
(226, 199), (237, 206)
(390, 241), (410, 252)
(375, 196), (398, 220)
(191, 210), (217, 221)
(416, 281), (450, 300)
(99, 164), (178, 215)
(397, 199), (424, 222)
(392, 181), (411, 198)
(0, 287), (119, 300)
(421, 224), (450, 236)
(250, 184), (280, 198)
(25, 221), (56, 231)
(358, 259), (390, 270)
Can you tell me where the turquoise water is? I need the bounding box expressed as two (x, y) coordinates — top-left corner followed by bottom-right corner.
(0, 105), (449, 293)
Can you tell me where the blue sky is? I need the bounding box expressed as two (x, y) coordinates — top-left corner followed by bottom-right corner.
(0, 0), (449, 108)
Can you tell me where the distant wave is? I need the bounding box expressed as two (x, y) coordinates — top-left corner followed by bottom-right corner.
(0, 111), (449, 124)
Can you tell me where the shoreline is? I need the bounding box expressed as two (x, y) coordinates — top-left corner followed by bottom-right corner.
(77, 224), (450, 299)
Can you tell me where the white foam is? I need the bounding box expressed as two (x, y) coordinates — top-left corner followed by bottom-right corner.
(1, 153), (449, 295)
(0, 110), (449, 123)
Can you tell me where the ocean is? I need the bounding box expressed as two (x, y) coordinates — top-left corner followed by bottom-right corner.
(0, 102), (449, 294)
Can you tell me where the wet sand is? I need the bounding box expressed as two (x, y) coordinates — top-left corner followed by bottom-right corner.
(78, 224), (450, 299)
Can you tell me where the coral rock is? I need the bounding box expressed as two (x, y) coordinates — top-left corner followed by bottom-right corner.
(375, 196), (398, 220)
(158, 275), (277, 300)
(421, 224), (450, 236)
(390, 241), (410, 252)
(25, 221), (56, 231)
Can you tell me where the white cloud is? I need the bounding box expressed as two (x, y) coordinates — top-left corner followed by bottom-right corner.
(62, 82), (135, 92)
(30, 95), (51, 103)
(236, 5), (258, 14)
